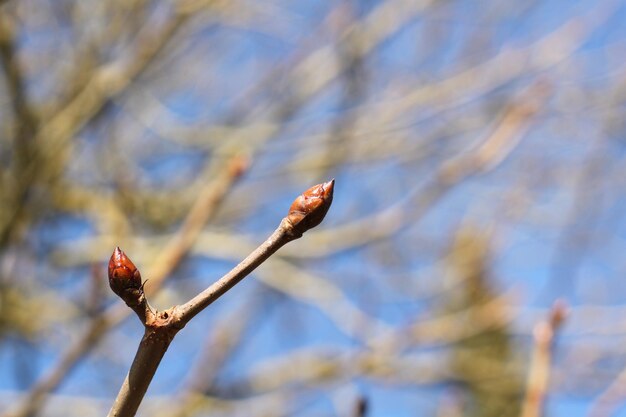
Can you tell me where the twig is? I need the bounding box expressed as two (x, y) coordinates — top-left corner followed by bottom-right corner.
(288, 81), (551, 257)
(107, 322), (177, 417)
(107, 180), (334, 417)
(520, 300), (568, 417)
(107, 223), (292, 417)
(0, 8), (39, 246)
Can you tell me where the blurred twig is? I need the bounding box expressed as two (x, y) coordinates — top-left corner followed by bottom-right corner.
(301, 81), (551, 256)
(520, 300), (568, 417)
(2, 155), (246, 417)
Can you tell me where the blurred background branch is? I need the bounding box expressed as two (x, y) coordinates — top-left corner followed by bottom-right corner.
(1, 0), (625, 416)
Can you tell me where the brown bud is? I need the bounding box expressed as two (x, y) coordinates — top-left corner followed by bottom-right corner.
(108, 247), (142, 299)
(287, 179), (334, 233)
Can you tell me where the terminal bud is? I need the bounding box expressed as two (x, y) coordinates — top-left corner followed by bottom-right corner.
(108, 247), (142, 300)
(287, 179), (334, 234)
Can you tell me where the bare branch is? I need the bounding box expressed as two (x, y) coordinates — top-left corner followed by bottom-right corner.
(107, 180), (334, 416)
(520, 300), (568, 417)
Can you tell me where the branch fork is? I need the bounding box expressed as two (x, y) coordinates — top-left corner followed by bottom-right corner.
(107, 180), (334, 417)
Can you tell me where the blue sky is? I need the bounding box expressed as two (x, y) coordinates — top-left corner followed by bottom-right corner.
(2, 0), (626, 416)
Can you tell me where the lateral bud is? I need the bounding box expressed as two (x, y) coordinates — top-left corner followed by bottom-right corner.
(287, 179), (334, 235)
(108, 247), (143, 305)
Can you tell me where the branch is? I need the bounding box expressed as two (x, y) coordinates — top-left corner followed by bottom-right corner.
(175, 178), (334, 324)
(0, 9), (39, 246)
(520, 300), (568, 417)
(108, 318), (177, 417)
(107, 180), (334, 417)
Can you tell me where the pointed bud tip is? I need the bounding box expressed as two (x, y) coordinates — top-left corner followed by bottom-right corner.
(109, 246), (131, 268)
(322, 179), (335, 198)
(111, 246), (123, 261)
